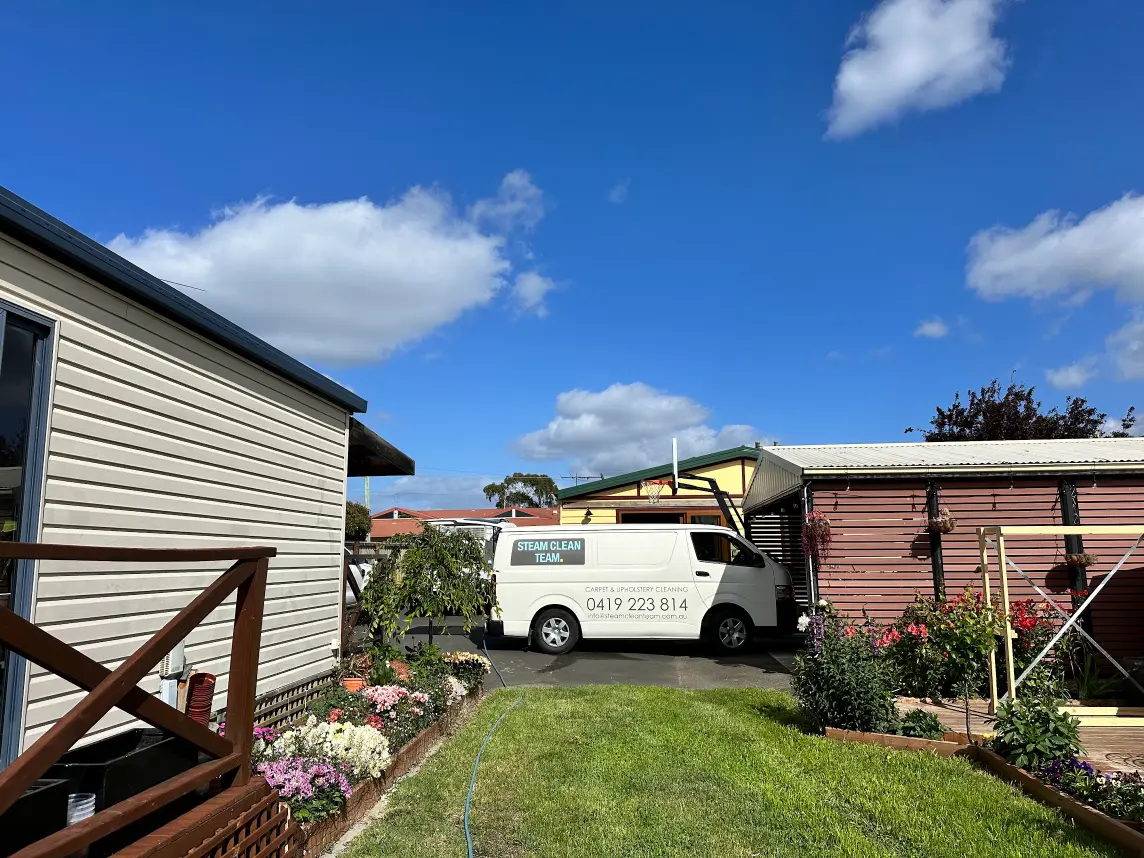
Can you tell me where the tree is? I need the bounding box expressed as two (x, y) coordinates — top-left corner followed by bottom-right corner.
(358, 524), (494, 648)
(345, 501), (372, 541)
(907, 379), (1136, 441)
(482, 472), (559, 508)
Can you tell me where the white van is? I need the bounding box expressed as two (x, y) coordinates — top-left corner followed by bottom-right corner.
(485, 525), (798, 654)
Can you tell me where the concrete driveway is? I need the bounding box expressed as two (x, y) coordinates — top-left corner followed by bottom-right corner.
(399, 618), (797, 691)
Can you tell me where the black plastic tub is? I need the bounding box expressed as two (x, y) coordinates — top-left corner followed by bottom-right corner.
(46, 728), (200, 811)
(0, 778), (70, 858)
(46, 728), (204, 857)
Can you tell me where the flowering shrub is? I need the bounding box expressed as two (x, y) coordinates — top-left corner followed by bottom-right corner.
(257, 757), (352, 823)
(308, 685), (376, 724)
(442, 651), (491, 690)
(792, 612), (898, 734)
(443, 675), (467, 706)
(263, 715), (391, 782)
(361, 684), (436, 749)
(883, 597), (950, 699)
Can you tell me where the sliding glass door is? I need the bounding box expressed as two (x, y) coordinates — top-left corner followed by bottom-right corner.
(0, 303), (52, 765)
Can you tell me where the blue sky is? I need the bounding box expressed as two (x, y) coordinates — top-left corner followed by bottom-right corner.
(3, 1), (1143, 509)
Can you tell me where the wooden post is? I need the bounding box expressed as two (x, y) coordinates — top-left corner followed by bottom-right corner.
(996, 533), (1017, 702)
(927, 481), (946, 599)
(224, 557), (268, 786)
(979, 531), (999, 714)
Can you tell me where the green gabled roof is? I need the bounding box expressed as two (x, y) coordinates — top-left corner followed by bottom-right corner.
(557, 445), (760, 500)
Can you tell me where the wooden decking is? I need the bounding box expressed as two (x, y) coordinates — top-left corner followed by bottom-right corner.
(898, 698), (1144, 773)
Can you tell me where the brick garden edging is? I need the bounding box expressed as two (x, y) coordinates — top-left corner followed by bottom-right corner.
(824, 728), (1144, 855)
(298, 688), (484, 857)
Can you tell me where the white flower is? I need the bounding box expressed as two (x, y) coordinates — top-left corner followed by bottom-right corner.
(264, 716), (390, 781)
(796, 614), (811, 633)
(816, 598), (828, 608)
(444, 675), (466, 706)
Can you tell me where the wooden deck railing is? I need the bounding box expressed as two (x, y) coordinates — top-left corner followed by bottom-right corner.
(0, 542), (277, 858)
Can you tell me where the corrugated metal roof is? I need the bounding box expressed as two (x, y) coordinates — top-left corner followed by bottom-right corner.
(760, 438), (1144, 471)
(745, 438), (1144, 513)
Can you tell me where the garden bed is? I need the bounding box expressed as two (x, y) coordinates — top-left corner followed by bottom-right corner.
(299, 688), (482, 856)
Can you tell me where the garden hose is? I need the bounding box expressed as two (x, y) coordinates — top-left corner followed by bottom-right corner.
(482, 640), (508, 689)
(464, 692), (522, 858)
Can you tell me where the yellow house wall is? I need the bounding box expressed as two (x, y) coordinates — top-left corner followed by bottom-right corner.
(560, 507), (617, 525)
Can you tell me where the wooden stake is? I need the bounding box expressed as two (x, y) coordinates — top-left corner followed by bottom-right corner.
(996, 533), (1017, 702)
(979, 531), (999, 715)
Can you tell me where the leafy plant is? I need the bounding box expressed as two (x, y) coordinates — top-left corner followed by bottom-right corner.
(884, 597), (950, 699)
(442, 650), (492, 689)
(308, 685), (376, 724)
(991, 697), (1084, 772)
(1065, 635), (1123, 700)
(937, 588), (1004, 739)
(1037, 760), (1144, 822)
(898, 709), (946, 740)
(801, 511), (832, 567)
(792, 613), (898, 734)
(345, 501), (372, 541)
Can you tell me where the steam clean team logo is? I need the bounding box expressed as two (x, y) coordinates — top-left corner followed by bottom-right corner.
(510, 538), (585, 566)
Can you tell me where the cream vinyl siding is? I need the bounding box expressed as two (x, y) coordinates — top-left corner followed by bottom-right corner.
(0, 233), (350, 750)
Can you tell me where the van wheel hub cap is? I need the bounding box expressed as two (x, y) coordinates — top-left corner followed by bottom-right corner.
(542, 617), (570, 647)
(719, 617), (747, 648)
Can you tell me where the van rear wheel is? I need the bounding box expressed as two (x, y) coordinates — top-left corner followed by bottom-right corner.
(533, 608), (579, 655)
(708, 608), (753, 654)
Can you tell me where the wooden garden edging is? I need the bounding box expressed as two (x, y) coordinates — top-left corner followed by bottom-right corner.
(824, 728), (967, 756)
(297, 688), (484, 857)
(824, 728), (1144, 855)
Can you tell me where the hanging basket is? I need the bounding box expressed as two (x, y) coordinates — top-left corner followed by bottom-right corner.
(802, 511), (833, 563)
(927, 507), (957, 534)
(1065, 552), (1098, 568)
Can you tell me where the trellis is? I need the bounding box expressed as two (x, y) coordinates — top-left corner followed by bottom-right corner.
(978, 525), (1144, 715)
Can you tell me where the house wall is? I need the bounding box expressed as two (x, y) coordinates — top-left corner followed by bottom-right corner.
(1074, 476), (1144, 660)
(0, 233), (350, 750)
(809, 476), (1144, 660)
(811, 478), (1064, 622)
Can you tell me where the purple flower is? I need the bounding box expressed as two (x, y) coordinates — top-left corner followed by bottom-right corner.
(1037, 757), (1096, 786)
(256, 756), (352, 801)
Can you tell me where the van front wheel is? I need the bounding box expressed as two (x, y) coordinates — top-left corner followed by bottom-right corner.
(533, 608), (579, 655)
(708, 608), (753, 654)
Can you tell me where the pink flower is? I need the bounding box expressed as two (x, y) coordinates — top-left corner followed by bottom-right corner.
(327, 708), (344, 723)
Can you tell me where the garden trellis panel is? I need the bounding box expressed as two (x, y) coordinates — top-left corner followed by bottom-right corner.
(977, 525), (1144, 715)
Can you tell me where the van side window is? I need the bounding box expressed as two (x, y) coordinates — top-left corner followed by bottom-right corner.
(691, 533), (765, 567)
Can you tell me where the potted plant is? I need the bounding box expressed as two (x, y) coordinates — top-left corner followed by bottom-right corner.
(338, 652), (371, 692)
(1065, 552), (1098, 568)
(928, 507), (957, 534)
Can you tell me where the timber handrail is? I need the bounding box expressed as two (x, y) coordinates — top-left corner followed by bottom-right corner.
(0, 541), (276, 858)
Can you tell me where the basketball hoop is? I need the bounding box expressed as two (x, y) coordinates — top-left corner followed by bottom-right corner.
(642, 479), (673, 504)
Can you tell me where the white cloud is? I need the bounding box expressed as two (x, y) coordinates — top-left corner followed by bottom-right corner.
(1108, 313), (1144, 379)
(514, 382), (764, 474)
(914, 317), (950, 338)
(512, 271), (556, 317)
(109, 171), (547, 364)
(968, 195), (1144, 302)
(1046, 360), (1096, 390)
(468, 169), (545, 232)
(608, 178), (631, 205)
(826, 0), (1007, 139)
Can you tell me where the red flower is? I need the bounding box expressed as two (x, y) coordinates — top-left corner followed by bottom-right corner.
(389, 660), (411, 681)
(327, 708), (344, 723)
(365, 714), (385, 731)
(844, 627), (855, 638)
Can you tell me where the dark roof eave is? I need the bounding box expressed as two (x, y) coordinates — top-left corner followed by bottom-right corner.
(0, 185), (368, 414)
(347, 417), (415, 477)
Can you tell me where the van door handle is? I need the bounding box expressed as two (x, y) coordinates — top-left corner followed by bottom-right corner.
(694, 570), (710, 577)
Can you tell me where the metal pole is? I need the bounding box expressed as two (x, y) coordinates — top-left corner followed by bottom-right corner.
(979, 531), (999, 714)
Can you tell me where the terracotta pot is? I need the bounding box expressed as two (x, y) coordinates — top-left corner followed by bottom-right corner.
(341, 678), (365, 692)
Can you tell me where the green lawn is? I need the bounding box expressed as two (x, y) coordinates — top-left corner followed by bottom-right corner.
(343, 686), (1117, 858)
